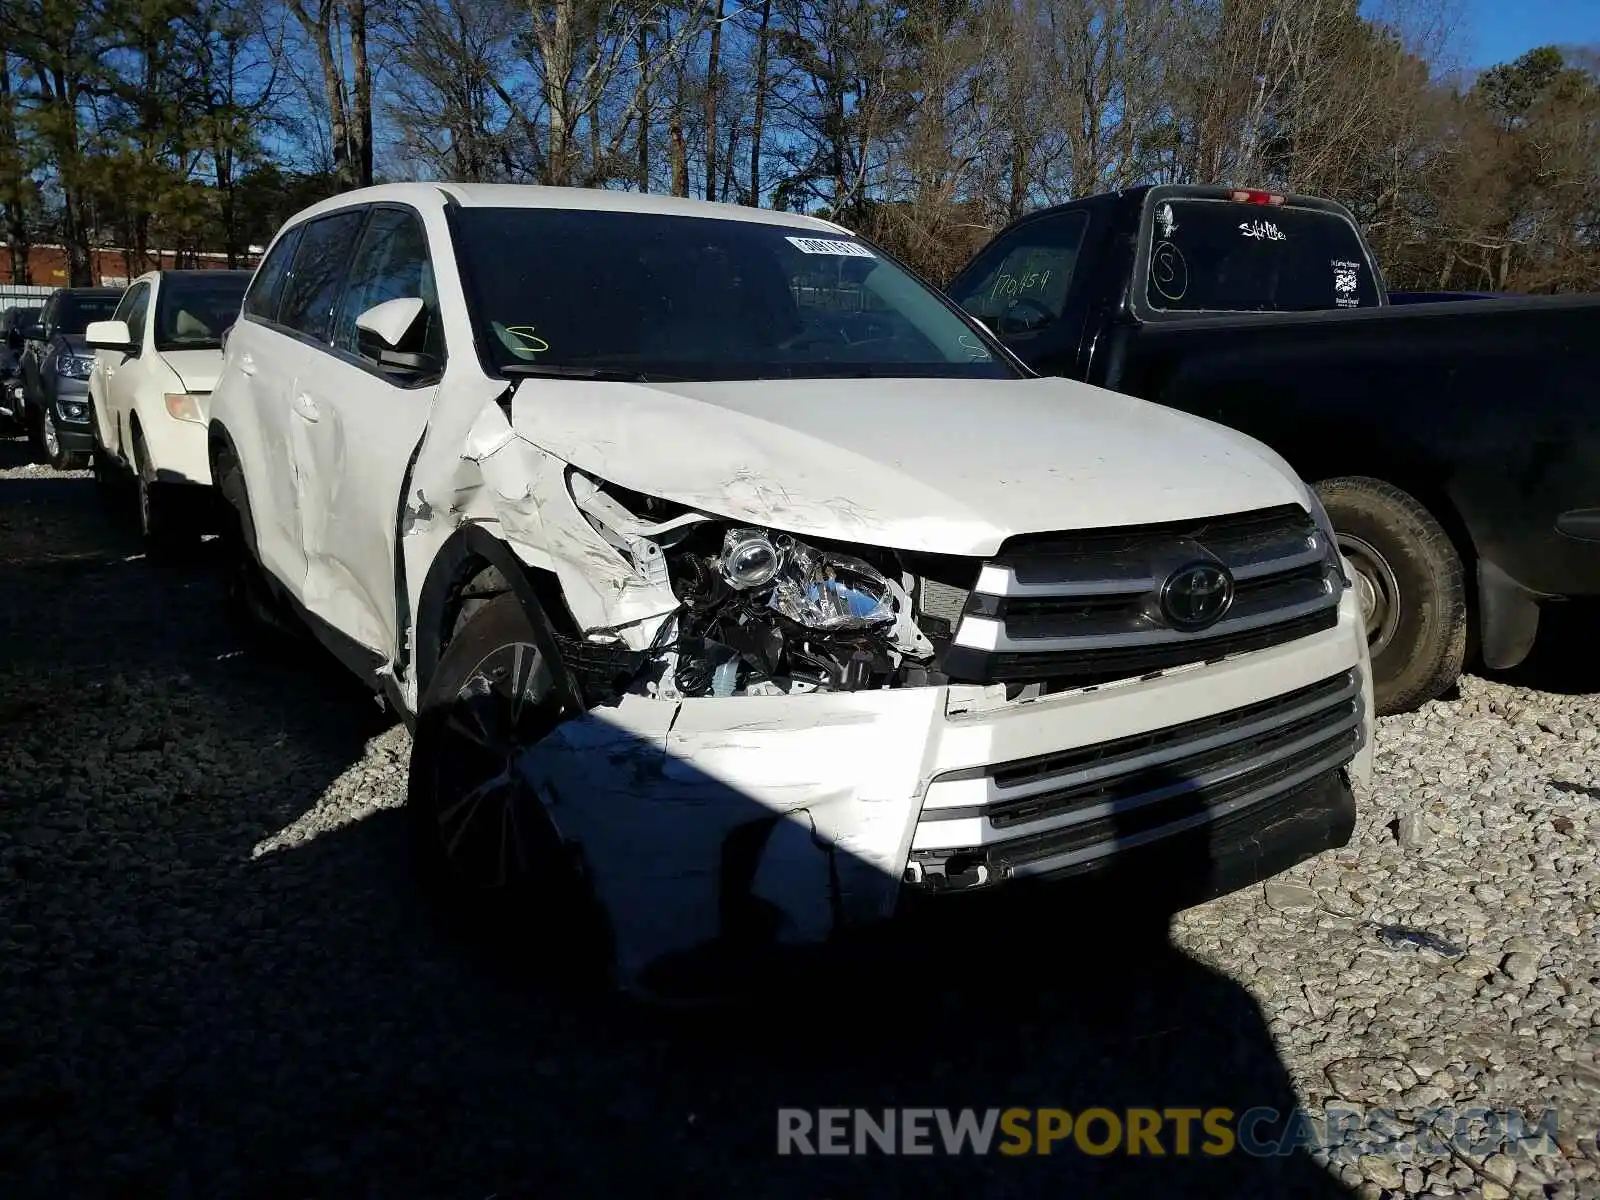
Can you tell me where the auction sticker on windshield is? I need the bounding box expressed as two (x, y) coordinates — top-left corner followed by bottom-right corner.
(785, 236), (876, 257)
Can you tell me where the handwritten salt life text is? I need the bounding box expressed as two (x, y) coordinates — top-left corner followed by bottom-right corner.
(1240, 219), (1286, 241)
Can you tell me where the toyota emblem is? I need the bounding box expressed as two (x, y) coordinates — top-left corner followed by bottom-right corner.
(1160, 562), (1235, 630)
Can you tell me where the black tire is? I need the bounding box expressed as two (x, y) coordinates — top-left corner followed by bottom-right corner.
(212, 451), (302, 650)
(25, 402), (47, 464)
(407, 593), (613, 991)
(90, 409), (136, 525)
(1316, 475), (1467, 716)
(132, 427), (200, 562)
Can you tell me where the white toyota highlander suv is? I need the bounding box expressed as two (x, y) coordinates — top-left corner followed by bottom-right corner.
(207, 183), (1375, 998)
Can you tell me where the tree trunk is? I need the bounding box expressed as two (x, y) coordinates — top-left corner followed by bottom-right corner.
(538, 0), (577, 184)
(635, 24), (651, 190)
(346, 0), (374, 186)
(290, 2), (355, 187)
(0, 39), (29, 283)
(669, 100), (688, 196)
(748, 0), (771, 205)
(48, 66), (92, 286)
(704, 0), (724, 201)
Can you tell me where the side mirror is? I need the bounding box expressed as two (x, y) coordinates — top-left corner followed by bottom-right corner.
(354, 298), (433, 377)
(85, 320), (136, 353)
(25, 323), (45, 341)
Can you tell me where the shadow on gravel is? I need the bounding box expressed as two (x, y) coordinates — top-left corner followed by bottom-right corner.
(0, 455), (1349, 1199)
(0, 433), (37, 472)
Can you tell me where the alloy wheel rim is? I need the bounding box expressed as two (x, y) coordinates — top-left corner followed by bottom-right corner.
(42, 408), (59, 457)
(1338, 532), (1402, 656)
(432, 640), (566, 891)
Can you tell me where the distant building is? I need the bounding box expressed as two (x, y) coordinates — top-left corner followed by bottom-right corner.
(0, 243), (259, 286)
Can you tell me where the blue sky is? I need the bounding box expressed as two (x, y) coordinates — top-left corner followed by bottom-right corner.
(1463, 0), (1597, 68)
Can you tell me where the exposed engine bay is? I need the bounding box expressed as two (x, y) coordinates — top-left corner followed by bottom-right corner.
(566, 469), (974, 699)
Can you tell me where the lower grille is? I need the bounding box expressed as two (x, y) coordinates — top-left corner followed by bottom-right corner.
(909, 668), (1364, 886)
(987, 669), (1359, 827)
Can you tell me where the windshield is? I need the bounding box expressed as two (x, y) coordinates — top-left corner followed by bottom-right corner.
(154, 273), (252, 351)
(451, 208), (1014, 381)
(1144, 199), (1381, 313)
(57, 294), (122, 335)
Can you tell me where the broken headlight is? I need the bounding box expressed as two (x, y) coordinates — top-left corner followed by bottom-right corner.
(716, 529), (895, 631)
(719, 528), (783, 590)
(660, 524), (934, 697)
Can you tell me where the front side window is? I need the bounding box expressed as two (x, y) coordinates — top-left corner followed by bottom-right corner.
(947, 211), (1089, 340)
(278, 209), (368, 342)
(115, 284), (151, 344)
(450, 208), (1015, 381)
(154, 273), (252, 351)
(1142, 198), (1381, 313)
(330, 208), (443, 364)
(243, 227), (303, 322)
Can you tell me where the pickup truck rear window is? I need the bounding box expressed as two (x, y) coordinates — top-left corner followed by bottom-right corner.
(450, 207), (1017, 382)
(1144, 199), (1380, 314)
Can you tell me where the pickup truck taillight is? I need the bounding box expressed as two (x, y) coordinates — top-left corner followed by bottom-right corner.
(1230, 189), (1285, 205)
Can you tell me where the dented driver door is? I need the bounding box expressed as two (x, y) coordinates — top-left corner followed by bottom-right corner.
(292, 206), (444, 659)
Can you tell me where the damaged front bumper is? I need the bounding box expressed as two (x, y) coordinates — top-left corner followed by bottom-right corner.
(515, 583), (1374, 995)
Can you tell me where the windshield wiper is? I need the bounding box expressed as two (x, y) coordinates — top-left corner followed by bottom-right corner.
(499, 362), (682, 383)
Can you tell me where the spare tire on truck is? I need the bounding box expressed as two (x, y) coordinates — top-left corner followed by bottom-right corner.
(1315, 476), (1467, 716)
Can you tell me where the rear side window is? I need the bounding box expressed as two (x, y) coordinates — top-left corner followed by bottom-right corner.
(278, 210), (368, 343)
(947, 211), (1089, 340)
(1143, 198), (1380, 313)
(242, 227), (303, 323)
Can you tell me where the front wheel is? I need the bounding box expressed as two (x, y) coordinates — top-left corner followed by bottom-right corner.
(133, 429), (201, 562)
(1316, 476), (1467, 716)
(40, 403), (89, 471)
(407, 593), (613, 989)
(91, 409), (136, 525)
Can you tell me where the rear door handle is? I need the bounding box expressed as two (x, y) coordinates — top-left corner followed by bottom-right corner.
(238, 352), (256, 376)
(291, 391), (320, 422)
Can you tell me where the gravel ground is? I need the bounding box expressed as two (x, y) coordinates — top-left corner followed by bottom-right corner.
(3, 440), (1599, 1199)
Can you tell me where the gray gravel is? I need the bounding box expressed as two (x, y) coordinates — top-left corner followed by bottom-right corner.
(3, 440), (1598, 1198)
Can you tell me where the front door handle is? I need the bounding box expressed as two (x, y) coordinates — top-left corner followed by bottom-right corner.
(238, 352), (256, 376)
(291, 392), (320, 422)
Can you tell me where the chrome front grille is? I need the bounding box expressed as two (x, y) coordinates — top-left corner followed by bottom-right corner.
(940, 503), (1344, 685)
(907, 668), (1364, 884)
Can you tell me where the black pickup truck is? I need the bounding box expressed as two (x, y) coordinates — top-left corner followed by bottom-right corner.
(945, 184), (1600, 715)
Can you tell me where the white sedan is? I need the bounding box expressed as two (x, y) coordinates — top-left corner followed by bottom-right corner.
(86, 268), (253, 556)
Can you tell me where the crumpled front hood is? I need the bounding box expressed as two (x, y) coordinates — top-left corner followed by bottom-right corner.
(511, 374), (1308, 556)
(160, 348), (223, 394)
